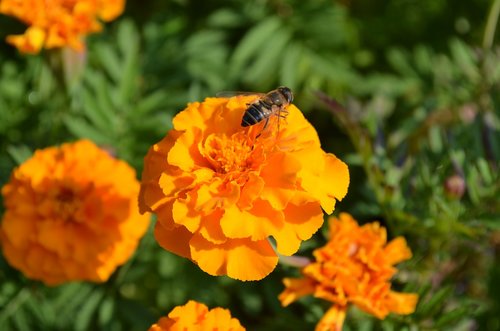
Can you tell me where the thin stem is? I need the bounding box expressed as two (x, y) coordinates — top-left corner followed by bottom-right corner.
(483, 0), (500, 49)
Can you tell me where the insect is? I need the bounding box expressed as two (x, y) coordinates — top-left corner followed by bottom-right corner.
(240, 86), (294, 131)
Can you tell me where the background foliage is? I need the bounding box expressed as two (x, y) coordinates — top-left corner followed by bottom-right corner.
(1, 0), (499, 330)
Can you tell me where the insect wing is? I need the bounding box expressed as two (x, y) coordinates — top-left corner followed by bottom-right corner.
(216, 91), (266, 98)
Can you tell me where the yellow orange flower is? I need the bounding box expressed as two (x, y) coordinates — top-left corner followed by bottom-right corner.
(148, 300), (245, 331)
(139, 95), (349, 281)
(279, 213), (418, 331)
(0, 0), (125, 53)
(0, 140), (150, 285)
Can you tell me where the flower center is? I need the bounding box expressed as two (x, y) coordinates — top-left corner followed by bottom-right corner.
(203, 132), (264, 177)
(54, 186), (80, 222)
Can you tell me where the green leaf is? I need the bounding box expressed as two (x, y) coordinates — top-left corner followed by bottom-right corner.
(243, 26), (292, 86)
(416, 286), (453, 318)
(230, 17), (282, 77)
(434, 307), (468, 328)
(98, 296), (115, 326)
(280, 43), (301, 89)
(64, 116), (112, 144)
(6, 145), (32, 165)
(74, 289), (104, 331)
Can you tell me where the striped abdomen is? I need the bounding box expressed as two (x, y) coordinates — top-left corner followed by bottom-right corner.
(241, 101), (272, 127)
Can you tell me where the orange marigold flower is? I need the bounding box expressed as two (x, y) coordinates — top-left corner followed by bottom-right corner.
(279, 213), (418, 331)
(0, 140), (150, 285)
(148, 300), (245, 331)
(139, 94), (349, 281)
(0, 0), (125, 53)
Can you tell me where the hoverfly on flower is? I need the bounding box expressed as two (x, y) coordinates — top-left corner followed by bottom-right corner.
(218, 86), (294, 136)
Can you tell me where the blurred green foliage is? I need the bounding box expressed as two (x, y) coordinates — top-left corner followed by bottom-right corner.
(0, 0), (499, 330)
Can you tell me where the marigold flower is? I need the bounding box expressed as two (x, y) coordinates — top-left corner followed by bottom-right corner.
(148, 300), (245, 331)
(279, 213), (418, 331)
(0, 0), (125, 53)
(0, 140), (150, 285)
(139, 95), (349, 281)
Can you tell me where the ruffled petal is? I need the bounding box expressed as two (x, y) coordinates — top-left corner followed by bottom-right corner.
(260, 152), (301, 210)
(220, 200), (284, 241)
(154, 221), (192, 259)
(190, 234), (278, 281)
(279, 277), (317, 306)
(315, 305), (347, 331)
(273, 201), (323, 256)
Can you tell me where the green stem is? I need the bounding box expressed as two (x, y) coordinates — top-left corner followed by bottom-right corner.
(483, 0), (500, 49)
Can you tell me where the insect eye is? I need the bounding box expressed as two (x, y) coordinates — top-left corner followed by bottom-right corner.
(279, 87), (293, 103)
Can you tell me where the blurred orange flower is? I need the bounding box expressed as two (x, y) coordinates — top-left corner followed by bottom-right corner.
(148, 300), (245, 331)
(0, 140), (150, 285)
(279, 213), (418, 331)
(139, 95), (349, 281)
(0, 0), (124, 53)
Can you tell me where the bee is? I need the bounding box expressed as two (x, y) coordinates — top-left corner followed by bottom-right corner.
(240, 86), (294, 131)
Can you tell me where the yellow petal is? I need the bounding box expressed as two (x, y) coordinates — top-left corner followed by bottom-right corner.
(386, 291), (419, 315)
(315, 305), (347, 331)
(220, 200), (283, 241)
(260, 152), (300, 210)
(273, 201), (323, 256)
(384, 237), (412, 265)
(279, 277), (316, 306)
(154, 221), (193, 259)
(190, 235), (278, 281)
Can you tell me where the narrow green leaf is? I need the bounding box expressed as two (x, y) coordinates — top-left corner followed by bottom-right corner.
(230, 17), (282, 76)
(12, 306), (31, 331)
(416, 286), (453, 317)
(64, 116), (112, 144)
(98, 296), (115, 326)
(74, 289), (104, 331)
(95, 44), (122, 83)
(280, 43), (301, 89)
(6, 145), (32, 165)
(117, 20), (140, 104)
(81, 88), (113, 132)
(244, 26), (292, 85)
(434, 307), (467, 328)
(477, 158), (493, 184)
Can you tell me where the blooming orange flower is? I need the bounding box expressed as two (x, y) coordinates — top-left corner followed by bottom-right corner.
(148, 300), (245, 331)
(0, 140), (150, 285)
(279, 213), (418, 331)
(0, 0), (124, 53)
(139, 95), (349, 281)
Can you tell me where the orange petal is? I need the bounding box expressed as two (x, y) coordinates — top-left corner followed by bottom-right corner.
(384, 237), (412, 265)
(260, 152), (301, 210)
(315, 305), (347, 331)
(190, 235), (278, 281)
(237, 172), (265, 210)
(154, 221), (193, 259)
(385, 291), (419, 315)
(173, 100), (219, 132)
(321, 154), (350, 213)
(273, 201), (323, 256)
(201, 307), (245, 330)
(300, 153), (349, 214)
(279, 277), (316, 306)
(195, 179), (240, 213)
(7, 26), (45, 54)
(279, 105), (321, 149)
(172, 195), (202, 232)
(198, 209), (227, 244)
(168, 300), (209, 325)
(167, 129), (210, 171)
(141, 131), (179, 183)
(220, 200), (284, 241)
